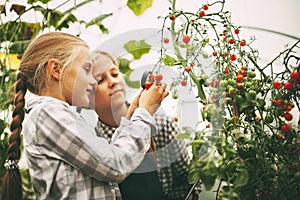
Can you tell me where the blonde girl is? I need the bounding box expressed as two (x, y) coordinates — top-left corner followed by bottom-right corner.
(1, 32), (168, 200)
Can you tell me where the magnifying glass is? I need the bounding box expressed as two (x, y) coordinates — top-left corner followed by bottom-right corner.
(140, 70), (150, 89)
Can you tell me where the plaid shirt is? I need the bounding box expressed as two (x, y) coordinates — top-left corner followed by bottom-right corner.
(22, 96), (153, 200)
(96, 110), (199, 200)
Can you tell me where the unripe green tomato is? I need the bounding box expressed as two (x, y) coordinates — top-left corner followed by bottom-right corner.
(235, 95), (243, 104)
(265, 115), (274, 123)
(248, 71), (256, 78)
(228, 87), (235, 94)
(203, 82), (210, 87)
(201, 75), (208, 81)
(172, 93), (178, 99)
(227, 78), (235, 86)
(220, 80), (228, 87)
(248, 90), (257, 100)
(203, 53), (209, 58)
(244, 81), (252, 88)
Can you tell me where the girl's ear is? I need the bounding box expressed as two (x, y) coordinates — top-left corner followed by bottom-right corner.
(47, 59), (62, 81)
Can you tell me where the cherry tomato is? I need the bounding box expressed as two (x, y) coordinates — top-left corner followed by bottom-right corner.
(155, 73), (163, 82)
(281, 123), (291, 133)
(144, 81), (153, 90)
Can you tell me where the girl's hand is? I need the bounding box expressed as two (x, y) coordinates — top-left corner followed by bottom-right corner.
(139, 83), (169, 115)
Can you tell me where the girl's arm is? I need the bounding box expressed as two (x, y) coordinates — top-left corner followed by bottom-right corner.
(33, 103), (152, 183)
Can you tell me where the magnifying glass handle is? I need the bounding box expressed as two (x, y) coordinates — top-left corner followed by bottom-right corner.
(141, 70), (150, 89)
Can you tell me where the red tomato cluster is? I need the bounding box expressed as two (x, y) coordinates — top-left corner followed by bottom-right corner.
(144, 73), (163, 90)
(198, 4), (208, 17)
(273, 70), (300, 91)
(235, 66), (248, 82)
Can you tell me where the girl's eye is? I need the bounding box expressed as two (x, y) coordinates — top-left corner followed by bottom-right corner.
(85, 68), (91, 73)
(83, 63), (91, 73)
(97, 79), (103, 84)
(112, 73), (119, 77)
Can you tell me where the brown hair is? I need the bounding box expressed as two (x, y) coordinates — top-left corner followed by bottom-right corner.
(1, 32), (88, 200)
(90, 50), (118, 68)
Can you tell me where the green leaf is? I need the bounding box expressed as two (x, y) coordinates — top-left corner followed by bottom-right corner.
(190, 151), (218, 191)
(124, 40), (151, 60)
(239, 101), (249, 111)
(191, 140), (203, 146)
(233, 168), (249, 188)
(98, 24), (109, 34)
(0, 21), (41, 53)
(85, 13), (112, 34)
(117, 58), (131, 74)
(163, 54), (177, 66)
(127, 0), (152, 16)
(27, 0), (52, 4)
(0, 119), (5, 134)
(176, 133), (191, 139)
(115, 58), (138, 88)
(221, 161), (238, 180)
(201, 173), (217, 191)
(86, 13), (113, 27)
(32, 5), (45, 12)
(55, 13), (78, 30)
(47, 10), (64, 28)
(188, 168), (201, 184)
(124, 69), (140, 88)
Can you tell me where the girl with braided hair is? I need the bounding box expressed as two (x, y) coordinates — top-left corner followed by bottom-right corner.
(1, 32), (169, 200)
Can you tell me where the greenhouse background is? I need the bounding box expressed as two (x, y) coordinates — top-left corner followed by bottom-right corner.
(1, 0), (300, 199)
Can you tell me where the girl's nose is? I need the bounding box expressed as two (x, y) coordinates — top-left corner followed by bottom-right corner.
(89, 73), (97, 87)
(107, 76), (118, 87)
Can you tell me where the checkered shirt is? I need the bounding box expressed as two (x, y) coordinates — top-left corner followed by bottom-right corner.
(22, 96), (153, 200)
(96, 111), (200, 200)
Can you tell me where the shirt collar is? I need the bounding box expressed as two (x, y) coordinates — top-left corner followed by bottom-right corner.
(27, 96), (70, 110)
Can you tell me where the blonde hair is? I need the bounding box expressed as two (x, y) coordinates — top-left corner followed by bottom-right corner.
(1, 32), (88, 200)
(20, 32), (88, 94)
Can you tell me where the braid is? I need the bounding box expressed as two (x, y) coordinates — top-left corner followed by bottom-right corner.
(1, 73), (27, 200)
(8, 73), (27, 160)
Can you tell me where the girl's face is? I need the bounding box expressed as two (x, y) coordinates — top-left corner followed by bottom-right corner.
(61, 47), (96, 107)
(90, 56), (126, 111)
